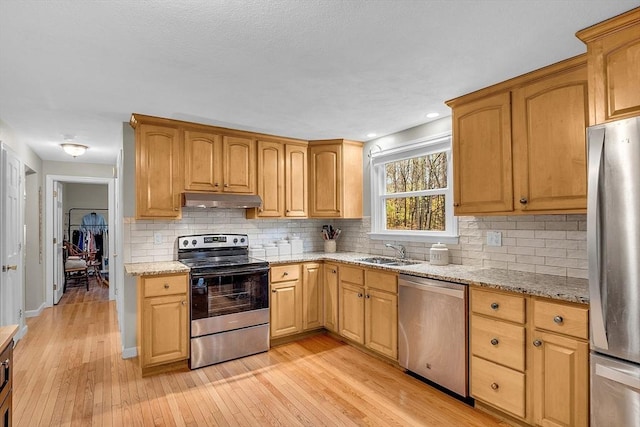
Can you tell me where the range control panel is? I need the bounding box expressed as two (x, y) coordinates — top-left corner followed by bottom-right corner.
(178, 234), (248, 250)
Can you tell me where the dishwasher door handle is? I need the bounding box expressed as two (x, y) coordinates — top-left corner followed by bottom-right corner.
(399, 279), (465, 299)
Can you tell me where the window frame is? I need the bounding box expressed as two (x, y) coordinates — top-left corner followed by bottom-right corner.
(369, 133), (458, 244)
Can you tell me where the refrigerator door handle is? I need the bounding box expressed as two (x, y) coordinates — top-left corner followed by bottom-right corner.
(587, 126), (608, 350)
(595, 363), (640, 391)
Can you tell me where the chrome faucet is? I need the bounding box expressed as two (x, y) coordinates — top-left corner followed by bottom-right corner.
(385, 243), (406, 259)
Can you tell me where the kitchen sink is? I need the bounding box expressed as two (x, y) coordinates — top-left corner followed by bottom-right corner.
(356, 257), (421, 266)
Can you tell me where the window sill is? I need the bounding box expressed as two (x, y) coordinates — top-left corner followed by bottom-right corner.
(367, 232), (459, 245)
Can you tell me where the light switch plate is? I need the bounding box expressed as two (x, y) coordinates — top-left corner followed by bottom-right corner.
(154, 232), (162, 245)
(487, 231), (502, 247)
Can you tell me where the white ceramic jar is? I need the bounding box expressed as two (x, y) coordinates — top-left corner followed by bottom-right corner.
(430, 242), (449, 265)
(290, 236), (303, 254)
(248, 245), (266, 259)
(277, 239), (292, 256)
(264, 243), (278, 257)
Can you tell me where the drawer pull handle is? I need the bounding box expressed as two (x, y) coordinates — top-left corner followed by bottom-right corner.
(490, 302), (499, 310)
(283, 272), (289, 276)
(491, 382), (499, 390)
(533, 339), (543, 347)
(553, 315), (564, 324)
(490, 338), (499, 346)
(164, 284), (170, 289)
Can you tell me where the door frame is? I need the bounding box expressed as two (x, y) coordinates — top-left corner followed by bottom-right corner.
(45, 175), (117, 307)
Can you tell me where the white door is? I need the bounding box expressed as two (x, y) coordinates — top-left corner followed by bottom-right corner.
(53, 182), (65, 304)
(1, 146), (24, 333)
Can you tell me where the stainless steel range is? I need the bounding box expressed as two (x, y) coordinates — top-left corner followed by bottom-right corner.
(178, 234), (270, 369)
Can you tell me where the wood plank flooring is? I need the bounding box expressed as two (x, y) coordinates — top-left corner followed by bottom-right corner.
(13, 286), (508, 426)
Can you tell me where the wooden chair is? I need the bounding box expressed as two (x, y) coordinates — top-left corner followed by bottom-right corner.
(63, 241), (90, 291)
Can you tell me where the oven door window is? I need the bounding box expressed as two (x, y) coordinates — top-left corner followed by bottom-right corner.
(191, 271), (268, 320)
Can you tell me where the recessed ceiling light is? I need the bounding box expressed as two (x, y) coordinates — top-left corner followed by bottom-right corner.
(366, 133), (377, 138)
(426, 112), (440, 119)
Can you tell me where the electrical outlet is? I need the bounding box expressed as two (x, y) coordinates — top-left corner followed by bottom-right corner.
(487, 231), (502, 247)
(154, 232), (163, 245)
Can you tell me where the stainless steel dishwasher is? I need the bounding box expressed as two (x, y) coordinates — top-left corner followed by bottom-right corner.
(398, 274), (468, 398)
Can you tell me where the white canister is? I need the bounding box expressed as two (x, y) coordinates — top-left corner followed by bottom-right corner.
(264, 243), (278, 257)
(248, 245), (266, 259)
(430, 242), (449, 265)
(290, 236), (303, 254)
(277, 239), (292, 256)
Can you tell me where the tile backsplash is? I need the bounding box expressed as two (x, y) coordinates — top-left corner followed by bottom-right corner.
(124, 209), (587, 279)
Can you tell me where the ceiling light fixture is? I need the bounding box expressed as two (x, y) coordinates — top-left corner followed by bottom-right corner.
(366, 133), (377, 138)
(61, 143), (88, 157)
(426, 112), (440, 119)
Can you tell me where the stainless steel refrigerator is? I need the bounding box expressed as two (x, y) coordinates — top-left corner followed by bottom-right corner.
(587, 116), (640, 427)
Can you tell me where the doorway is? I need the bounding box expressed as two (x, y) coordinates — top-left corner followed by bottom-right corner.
(45, 175), (117, 307)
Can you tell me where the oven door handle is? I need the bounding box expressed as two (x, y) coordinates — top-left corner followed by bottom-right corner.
(190, 266), (270, 278)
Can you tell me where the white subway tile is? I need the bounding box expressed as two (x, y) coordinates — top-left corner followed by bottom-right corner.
(545, 257), (578, 268)
(516, 238), (545, 248)
(545, 221), (578, 231)
(534, 230), (567, 239)
(507, 230), (535, 238)
(535, 248), (567, 258)
(516, 255), (545, 265)
(508, 263), (536, 273)
(517, 221), (545, 230)
(567, 268), (588, 279)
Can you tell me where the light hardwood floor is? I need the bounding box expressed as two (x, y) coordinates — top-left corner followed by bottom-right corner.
(13, 284), (508, 426)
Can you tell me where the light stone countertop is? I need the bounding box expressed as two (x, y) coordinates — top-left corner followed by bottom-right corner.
(124, 252), (589, 304)
(0, 324), (19, 351)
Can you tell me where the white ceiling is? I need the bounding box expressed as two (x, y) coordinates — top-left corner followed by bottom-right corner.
(0, 1), (637, 164)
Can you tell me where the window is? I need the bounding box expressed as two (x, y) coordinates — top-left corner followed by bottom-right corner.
(370, 134), (458, 243)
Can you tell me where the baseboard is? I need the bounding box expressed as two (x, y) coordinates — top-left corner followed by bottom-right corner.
(14, 324), (28, 342)
(122, 346), (138, 359)
(25, 302), (46, 318)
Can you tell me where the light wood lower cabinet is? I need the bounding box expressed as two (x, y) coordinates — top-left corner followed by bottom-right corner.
(323, 263), (339, 332)
(365, 287), (398, 359)
(270, 264), (302, 338)
(302, 263), (323, 331)
(339, 281), (366, 344)
(137, 273), (189, 371)
(470, 286), (589, 426)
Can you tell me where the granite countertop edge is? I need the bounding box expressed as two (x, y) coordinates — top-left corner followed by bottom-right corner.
(0, 324), (19, 351)
(124, 252), (589, 304)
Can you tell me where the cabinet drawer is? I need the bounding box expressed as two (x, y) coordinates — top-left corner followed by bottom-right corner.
(271, 264), (301, 283)
(471, 356), (526, 419)
(143, 274), (188, 298)
(533, 299), (588, 340)
(471, 315), (525, 371)
(471, 288), (525, 324)
(340, 265), (364, 285)
(365, 270), (397, 293)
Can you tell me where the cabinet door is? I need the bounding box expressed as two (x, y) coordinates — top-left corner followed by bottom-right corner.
(339, 281), (365, 344)
(532, 330), (589, 427)
(142, 294), (188, 367)
(512, 64), (588, 212)
(256, 140), (284, 217)
(184, 130), (222, 192)
(365, 288), (398, 359)
(303, 263), (323, 331)
(136, 123), (182, 218)
(285, 144), (308, 217)
(309, 144), (342, 217)
(270, 280), (302, 338)
(452, 92), (513, 214)
(223, 135), (256, 193)
(0, 390), (11, 427)
(323, 264), (339, 332)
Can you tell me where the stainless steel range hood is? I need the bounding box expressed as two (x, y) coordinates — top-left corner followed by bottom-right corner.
(182, 192), (262, 209)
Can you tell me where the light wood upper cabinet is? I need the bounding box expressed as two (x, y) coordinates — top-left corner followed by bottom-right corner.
(285, 143), (308, 217)
(223, 135), (256, 193)
(137, 273), (189, 372)
(577, 7), (640, 125)
(308, 140), (363, 218)
(133, 120), (183, 219)
(248, 141), (308, 219)
(447, 56), (588, 215)
(184, 130), (222, 192)
(451, 91), (513, 215)
(512, 61), (588, 212)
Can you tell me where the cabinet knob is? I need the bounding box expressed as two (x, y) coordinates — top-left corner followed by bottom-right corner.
(519, 197), (528, 204)
(490, 338), (499, 346)
(533, 339), (543, 347)
(224, 184), (229, 187)
(181, 300), (186, 306)
(454, 202), (460, 207)
(173, 207), (179, 211)
(272, 289), (277, 293)
(214, 183), (219, 187)
(283, 272), (289, 276)
(553, 315), (564, 324)
(490, 302), (499, 310)
(490, 382), (499, 390)
(164, 283), (170, 289)
(1, 358), (9, 369)
(365, 294), (371, 299)
(357, 293), (363, 298)
(332, 270), (337, 274)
